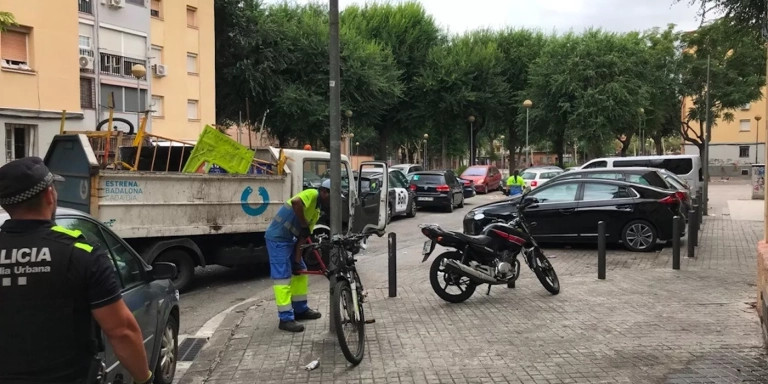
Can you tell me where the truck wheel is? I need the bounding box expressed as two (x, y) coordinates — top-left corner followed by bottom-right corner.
(155, 250), (195, 292)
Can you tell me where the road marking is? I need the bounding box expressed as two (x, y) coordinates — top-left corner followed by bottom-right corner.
(195, 297), (260, 338)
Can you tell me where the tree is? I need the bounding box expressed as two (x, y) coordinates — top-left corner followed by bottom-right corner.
(679, 17), (766, 154)
(0, 11), (16, 31)
(679, 0), (767, 30)
(342, 2), (443, 158)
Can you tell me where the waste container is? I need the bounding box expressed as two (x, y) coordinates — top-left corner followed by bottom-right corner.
(752, 164), (765, 200)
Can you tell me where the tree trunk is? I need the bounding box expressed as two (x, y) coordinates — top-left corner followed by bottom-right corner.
(441, 136), (447, 170)
(654, 136), (663, 155)
(553, 135), (565, 169)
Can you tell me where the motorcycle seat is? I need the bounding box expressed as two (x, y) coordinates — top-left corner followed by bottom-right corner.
(454, 232), (493, 246)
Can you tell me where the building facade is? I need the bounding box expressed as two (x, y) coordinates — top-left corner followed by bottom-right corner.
(0, 0), (214, 166)
(682, 88), (766, 177)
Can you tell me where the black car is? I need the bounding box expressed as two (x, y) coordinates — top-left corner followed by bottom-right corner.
(546, 167), (691, 219)
(463, 178), (685, 252)
(409, 170), (465, 212)
(456, 177), (477, 199)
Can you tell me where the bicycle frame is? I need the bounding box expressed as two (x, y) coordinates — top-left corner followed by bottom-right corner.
(300, 237), (328, 276)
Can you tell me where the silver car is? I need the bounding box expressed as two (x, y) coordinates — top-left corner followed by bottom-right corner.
(0, 207), (181, 384)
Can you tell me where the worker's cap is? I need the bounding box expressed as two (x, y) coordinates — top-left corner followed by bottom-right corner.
(0, 157), (64, 205)
(320, 179), (331, 190)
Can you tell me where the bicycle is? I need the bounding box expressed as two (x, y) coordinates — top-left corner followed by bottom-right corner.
(300, 232), (371, 365)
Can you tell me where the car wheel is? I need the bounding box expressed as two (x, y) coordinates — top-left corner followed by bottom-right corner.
(155, 250), (195, 292)
(405, 199), (416, 218)
(457, 194), (465, 208)
(445, 198), (454, 213)
(153, 314), (179, 384)
(386, 205), (393, 223)
(621, 220), (658, 252)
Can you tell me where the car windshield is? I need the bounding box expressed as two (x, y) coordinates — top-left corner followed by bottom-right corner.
(521, 172), (537, 180)
(410, 174), (444, 184)
(462, 167), (487, 176)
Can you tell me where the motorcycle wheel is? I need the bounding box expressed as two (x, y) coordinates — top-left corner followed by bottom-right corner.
(429, 251), (476, 303)
(531, 248), (560, 295)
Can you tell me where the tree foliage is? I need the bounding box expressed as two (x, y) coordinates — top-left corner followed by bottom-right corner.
(0, 11), (16, 31)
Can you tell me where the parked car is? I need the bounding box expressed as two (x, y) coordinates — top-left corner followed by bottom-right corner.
(409, 170), (465, 212)
(520, 167), (563, 191)
(360, 168), (417, 221)
(0, 207), (180, 384)
(391, 163), (424, 175)
(578, 154), (702, 196)
(546, 167), (691, 219)
(456, 177), (477, 198)
(460, 165), (503, 194)
(463, 178), (685, 252)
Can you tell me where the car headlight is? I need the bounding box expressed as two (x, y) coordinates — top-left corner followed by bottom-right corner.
(465, 210), (477, 220)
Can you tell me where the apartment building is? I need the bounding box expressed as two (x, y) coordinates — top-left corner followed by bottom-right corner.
(0, 0), (83, 165)
(681, 88), (767, 177)
(0, 0), (214, 166)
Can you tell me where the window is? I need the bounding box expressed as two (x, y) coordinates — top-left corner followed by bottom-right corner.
(78, 35), (91, 49)
(101, 229), (144, 289)
(186, 6), (197, 27)
(739, 146), (750, 158)
(582, 183), (631, 201)
(100, 85), (147, 112)
(187, 100), (199, 120)
(4, 124), (37, 162)
(656, 159), (693, 175)
(126, 0), (144, 6)
(1, 29), (30, 69)
(80, 78), (95, 109)
(582, 160), (607, 169)
(614, 159), (648, 167)
(741, 103), (751, 110)
(151, 0), (161, 17)
(151, 45), (163, 64)
(151, 95), (164, 117)
(587, 172), (620, 180)
(530, 182), (579, 203)
(626, 174), (651, 186)
(186, 53), (198, 74)
(303, 160), (350, 193)
(740, 119), (751, 132)
(392, 170), (409, 189)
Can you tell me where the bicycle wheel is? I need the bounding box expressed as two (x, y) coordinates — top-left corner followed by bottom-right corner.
(331, 278), (365, 364)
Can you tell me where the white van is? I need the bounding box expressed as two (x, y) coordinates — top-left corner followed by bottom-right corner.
(579, 155), (702, 196)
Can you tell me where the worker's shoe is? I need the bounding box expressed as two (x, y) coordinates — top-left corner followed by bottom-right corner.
(278, 320), (305, 333)
(295, 308), (322, 321)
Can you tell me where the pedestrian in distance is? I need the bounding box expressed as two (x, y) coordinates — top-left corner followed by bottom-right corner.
(0, 157), (153, 384)
(265, 179), (331, 332)
(506, 169), (526, 197)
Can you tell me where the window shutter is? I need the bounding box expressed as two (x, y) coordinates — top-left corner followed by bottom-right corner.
(186, 7), (196, 26)
(1, 30), (28, 62)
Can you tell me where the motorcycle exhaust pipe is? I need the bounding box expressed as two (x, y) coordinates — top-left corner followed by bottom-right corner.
(443, 258), (498, 284)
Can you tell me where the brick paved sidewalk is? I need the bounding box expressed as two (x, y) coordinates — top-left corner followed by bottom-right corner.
(180, 216), (768, 384)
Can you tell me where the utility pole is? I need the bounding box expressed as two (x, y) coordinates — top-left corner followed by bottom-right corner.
(703, 54), (711, 216)
(328, 0), (342, 334)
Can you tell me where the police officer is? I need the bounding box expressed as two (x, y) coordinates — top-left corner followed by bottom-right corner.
(0, 157), (153, 384)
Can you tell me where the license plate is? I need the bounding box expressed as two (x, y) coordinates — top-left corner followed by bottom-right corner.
(418, 197), (434, 201)
(422, 240), (434, 256)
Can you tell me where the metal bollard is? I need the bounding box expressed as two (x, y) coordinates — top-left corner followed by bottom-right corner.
(672, 216), (681, 270)
(691, 196), (700, 233)
(598, 221), (606, 280)
(690, 207), (698, 247)
(388, 232), (397, 298)
(687, 211), (696, 258)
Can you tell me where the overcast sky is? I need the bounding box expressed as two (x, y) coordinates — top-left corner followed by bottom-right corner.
(267, 0), (709, 34)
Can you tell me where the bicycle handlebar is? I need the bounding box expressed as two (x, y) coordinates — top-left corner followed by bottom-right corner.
(299, 232), (370, 251)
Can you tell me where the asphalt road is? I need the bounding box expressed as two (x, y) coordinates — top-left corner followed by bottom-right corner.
(177, 191), (506, 337)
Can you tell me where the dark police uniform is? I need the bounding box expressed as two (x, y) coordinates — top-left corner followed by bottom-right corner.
(0, 157), (122, 384)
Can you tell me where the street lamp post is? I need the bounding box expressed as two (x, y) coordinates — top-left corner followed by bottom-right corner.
(499, 135), (505, 172)
(355, 141), (360, 169)
(423, 133), (429, 169)
(638, 108), (645, 155)
(468, 115), (476, 165)
(131, 64), (147, 130)
(523, 100), (533, 166)
(348, 132), (354, 159)
(756, 115), (762, 164)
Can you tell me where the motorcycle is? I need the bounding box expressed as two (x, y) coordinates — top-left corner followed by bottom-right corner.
(419, 198), (559, 303)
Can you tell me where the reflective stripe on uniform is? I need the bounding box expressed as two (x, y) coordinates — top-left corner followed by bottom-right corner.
(273, 278), (291, 286)
(74, 242), (93, 253)
(51, 225), (82, 238)
(291, 294), (308, 302)
(273, 214), (300, 237)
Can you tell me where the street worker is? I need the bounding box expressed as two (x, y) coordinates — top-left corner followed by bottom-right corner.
(506, 169), (526, 196)
(0, 157), (153, 384)
(265, 179), (331, 332)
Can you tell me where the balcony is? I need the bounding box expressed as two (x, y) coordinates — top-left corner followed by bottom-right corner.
(99, 52), (147, 79)
(78, 0), (93, 14)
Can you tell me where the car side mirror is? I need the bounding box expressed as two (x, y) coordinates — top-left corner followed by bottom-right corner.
(149, 262), (177, 281)
(521, 196), (539, 208)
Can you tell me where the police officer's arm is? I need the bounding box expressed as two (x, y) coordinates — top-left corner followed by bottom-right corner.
(82, 248), (152, 383)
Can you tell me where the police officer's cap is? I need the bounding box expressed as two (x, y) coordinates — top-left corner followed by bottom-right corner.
(0, 157), (64, 205)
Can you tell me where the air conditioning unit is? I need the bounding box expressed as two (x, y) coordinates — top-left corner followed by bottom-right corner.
(108, 0), (124, 8)
(153, 64), (167, 77)
(79, 55), (94, 70)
